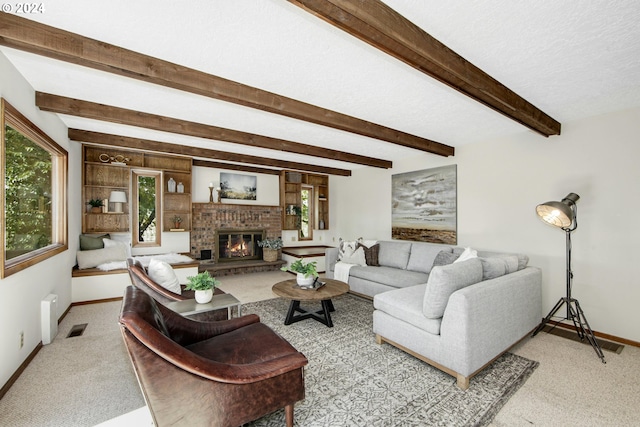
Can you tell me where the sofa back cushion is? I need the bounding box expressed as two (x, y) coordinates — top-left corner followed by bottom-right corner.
(422, 258), (483, 319)
(406, 244), (452, 274)
(378, 241), (412, 269)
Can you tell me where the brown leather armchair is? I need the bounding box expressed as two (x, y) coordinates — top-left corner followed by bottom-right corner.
(119, 286), (308, 427)
(126, 258), (227, 321)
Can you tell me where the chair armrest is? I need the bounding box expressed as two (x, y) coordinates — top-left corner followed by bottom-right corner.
(157, 302), (261, 345)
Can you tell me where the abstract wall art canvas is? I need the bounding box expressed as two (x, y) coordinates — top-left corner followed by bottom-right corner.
(392, 165), (457, 244)
(220, 173), (257, 200)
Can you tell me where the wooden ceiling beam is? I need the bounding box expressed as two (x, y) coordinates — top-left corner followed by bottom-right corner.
(288, 0), (561, 137)
(0, 13), (454, 156)
(68, 129), (352, 176)
(37, 92), (387, 169)
(192, 159), (281, 176)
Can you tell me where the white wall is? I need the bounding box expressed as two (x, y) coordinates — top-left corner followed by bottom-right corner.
(0, 52), (81, 388)
(334, 108), (640, 342)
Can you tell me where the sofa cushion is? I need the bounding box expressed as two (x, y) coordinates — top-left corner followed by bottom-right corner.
(349, 266), (429, 288)
(406, 244), (451, 274)
(148, 259), (181, 294)
(374, 285), (442, 335)
(423, 258), (483, 319)
(475, 249), (529, 271)
(378, 241), (412, 269)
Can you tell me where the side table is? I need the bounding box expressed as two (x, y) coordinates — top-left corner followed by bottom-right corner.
(166, 293), (242, 319)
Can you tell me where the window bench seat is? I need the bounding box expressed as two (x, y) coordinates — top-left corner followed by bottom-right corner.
(71, 261), (199, 303)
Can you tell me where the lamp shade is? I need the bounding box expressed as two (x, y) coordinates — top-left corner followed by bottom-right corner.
(536, 193), (579, 228)
(109, 191), (127, 203)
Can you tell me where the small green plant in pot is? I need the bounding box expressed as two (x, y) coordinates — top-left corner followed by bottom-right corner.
(185, 271), (220, 304)
(282, 258), (318, 287)
(258, 237), (284, 262)
(86, 198), (104, 213)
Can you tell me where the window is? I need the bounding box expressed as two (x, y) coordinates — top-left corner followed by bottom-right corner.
(132, 170), (161, 247)
(1, 99), (68, 277)
(299, 184), (313, 241)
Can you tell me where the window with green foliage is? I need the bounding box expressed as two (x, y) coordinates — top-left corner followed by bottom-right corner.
(1, 99), (68, 278)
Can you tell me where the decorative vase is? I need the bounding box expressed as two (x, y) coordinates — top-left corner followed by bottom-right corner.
(319, 219), (325, 230)
(167, 177), (176, 193)
(174, 222), (182, 229)
(263, 248), (278, 262)
(296, 273), (314, 287)
(177, 182), (184, 193)
(195, 289), (213, 304)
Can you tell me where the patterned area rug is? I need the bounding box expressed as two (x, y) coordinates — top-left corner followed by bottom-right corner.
(244, 294), (538, 427)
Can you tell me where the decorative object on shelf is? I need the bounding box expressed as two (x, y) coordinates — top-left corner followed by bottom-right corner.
(531, 193), (606, 363)
(185, 271), (220, 304)
(319, 219), (325, 230)
(167, 177), (176, 193)
(172, 215), (183, 229)
(258, 237), (284, 262)
(282, 258), (318, 287)
(109, 190), (127, 213)
(102, 198), (109, 213)
(86, 198), (104, 213)
(208, 182), (221, 203)
(98, 153), (130, 166)
(177, 182), (184, 193)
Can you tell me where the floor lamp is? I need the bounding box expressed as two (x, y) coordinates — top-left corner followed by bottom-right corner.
(531, 193), (606, 363)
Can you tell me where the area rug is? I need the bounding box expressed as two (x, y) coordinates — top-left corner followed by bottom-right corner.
(243, 295), (538, 427)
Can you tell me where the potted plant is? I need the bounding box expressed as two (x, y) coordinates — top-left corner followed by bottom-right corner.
(86, 198), (104, 213)
(184, 271), (220, 304)
(258, 237), (284, 262)
(172, 215), (183, 229)
(281, 258), (318, 287)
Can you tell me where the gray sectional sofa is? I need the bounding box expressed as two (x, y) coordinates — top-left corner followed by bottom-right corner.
(325, 240), (542, 389)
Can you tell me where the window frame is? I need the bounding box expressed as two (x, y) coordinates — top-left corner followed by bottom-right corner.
(131, 169), (162, 248)
(1, 99), (68, 278)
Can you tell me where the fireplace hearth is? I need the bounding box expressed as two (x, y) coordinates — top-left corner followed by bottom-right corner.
(215, 229), (265, 263)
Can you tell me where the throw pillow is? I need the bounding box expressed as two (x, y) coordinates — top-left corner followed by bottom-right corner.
(147, 259), (181, 295)
(479, 257), (507, 280)
(103, 238), (131, 259)
(79, 233), (110, 251)
(432, 250), (459, 267)
(338, 238), (359, 260)
(76, 245), (127, 269)
(422, 258), (483, 319)
(454, 247), (478, 263)
(406, 244), (449, 273)
(108, 233), (132, 258)
(357, 239), (379, 266)
(340, 246), (367, 266)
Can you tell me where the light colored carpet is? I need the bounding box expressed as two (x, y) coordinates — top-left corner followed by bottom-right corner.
(1, 271), (639, 426)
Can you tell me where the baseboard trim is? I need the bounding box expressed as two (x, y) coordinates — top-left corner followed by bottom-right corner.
(0, 342), (43, 400)
(544, 320), (640, 348)
(71, 296), (123, 306)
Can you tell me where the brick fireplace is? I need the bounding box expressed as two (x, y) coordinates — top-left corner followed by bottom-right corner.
(191, 203), (283, 274)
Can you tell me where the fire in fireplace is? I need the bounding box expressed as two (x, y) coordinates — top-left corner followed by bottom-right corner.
(215, 229), (265, 263)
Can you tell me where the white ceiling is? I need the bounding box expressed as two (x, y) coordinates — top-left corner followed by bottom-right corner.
(3, 0), (640, 172)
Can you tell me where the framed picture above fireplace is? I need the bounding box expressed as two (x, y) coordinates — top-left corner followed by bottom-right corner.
(220, 173), (257, 200)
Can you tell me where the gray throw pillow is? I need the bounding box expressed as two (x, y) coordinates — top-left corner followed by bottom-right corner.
(432, 250), (459, 267)
(79, 233), (110, 251)
(406, 244), (449, 273)
(423, 258), (483, 319)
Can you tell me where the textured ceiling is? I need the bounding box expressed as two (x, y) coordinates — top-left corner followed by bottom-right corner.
(2, 0), (640, 171)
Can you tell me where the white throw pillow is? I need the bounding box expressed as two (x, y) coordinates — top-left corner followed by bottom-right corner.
(340, 246), (367, 266)
(338, 238), (359, 260)
(454, 247), (478, 263)
(147, 259), (181, 294)
(107, 234), (132, 258)
(76, 245), (127, 269)
(103, 238), (131, 258)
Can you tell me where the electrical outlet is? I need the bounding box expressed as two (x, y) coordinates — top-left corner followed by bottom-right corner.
(291, 236), (295, 241)
(19, 331), (24, 349)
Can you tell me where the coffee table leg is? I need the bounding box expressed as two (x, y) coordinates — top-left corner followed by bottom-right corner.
(321, 300), (333, 327)
(284, 300), (301, 325)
